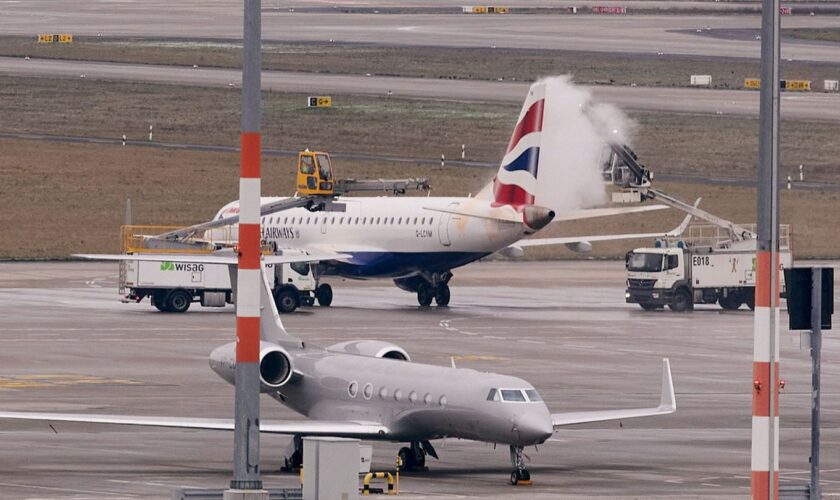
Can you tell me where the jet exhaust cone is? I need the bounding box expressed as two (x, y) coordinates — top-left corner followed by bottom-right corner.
(523, 205), (555, 231)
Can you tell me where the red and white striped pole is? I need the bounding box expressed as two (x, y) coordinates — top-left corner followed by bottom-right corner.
(751, 252), (780, 498)
(752, 0), (781, 492)
(229, 0), (264, 493)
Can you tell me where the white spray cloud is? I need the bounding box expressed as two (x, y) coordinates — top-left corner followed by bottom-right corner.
(534, 76), (636, 213)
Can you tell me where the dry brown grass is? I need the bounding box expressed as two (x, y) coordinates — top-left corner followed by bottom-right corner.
(2, 75), (839, 184)
(2, 138), (838, 259)
(2, 75), (839, 259)
(2, 36), (839, 90)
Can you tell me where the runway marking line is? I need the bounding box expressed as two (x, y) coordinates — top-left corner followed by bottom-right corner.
(0, 374), (144, 389)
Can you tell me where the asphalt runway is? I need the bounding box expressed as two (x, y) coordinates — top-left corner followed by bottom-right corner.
(3, 1), (840, 62)
(3, 57), (840, 121)
(1, 261), (838, 499)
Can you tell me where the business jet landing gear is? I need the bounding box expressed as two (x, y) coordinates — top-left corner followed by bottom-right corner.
(281, 435), (303, 472)
(509, 445), (532, 486)
(398, 441), (438, 471)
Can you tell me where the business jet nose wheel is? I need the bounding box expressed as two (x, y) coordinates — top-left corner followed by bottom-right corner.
(509, 445), (532, 486)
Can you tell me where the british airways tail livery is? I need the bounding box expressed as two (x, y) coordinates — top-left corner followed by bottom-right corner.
(207, 81), (672, 307)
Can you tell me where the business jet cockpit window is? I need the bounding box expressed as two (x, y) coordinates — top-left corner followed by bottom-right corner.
(500, 389), (527, 402)
(486, 388), (500, 401)
(524, 389), (543, 402)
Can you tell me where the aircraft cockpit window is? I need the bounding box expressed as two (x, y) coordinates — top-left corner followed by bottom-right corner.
(500, 389), (527, 402)
(486, 388), (500, 401)
(525, 389), (543, 402)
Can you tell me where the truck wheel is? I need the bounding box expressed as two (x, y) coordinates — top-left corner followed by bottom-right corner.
(167, 290), (192, 313)
(719, 294), (742, 311)
(745, 291), (756, 310)
(275, 287), (300, 314)
(315, 283), (333, 307)
(669, 290), (691, 312)
(152, 292), (170, 312)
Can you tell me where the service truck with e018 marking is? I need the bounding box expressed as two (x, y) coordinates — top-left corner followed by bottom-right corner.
(625, 224), (792, 312)
(121, 252), (319, 314)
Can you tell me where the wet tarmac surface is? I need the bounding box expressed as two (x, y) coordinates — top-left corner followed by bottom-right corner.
(1, 261), (838, 498)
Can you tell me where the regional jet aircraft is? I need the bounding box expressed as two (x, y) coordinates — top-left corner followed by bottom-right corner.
(179, 81), (674, 307)
(0, 255), (676, 485)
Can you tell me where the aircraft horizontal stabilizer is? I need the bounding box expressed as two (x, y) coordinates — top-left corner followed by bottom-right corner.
(551, 204), (667, 223)
(515, 211), (692, 250)
(0, 411), (390, 438)
(73, 252), (350, 265)
(550, 358), (675, 428)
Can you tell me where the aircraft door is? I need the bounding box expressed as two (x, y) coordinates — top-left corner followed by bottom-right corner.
(438, 202), (456, 247)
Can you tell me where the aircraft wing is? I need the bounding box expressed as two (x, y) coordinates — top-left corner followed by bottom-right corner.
(551, 358), (676, 428)
(0, 411), (390, 438)
(73, 251), (350, 265)
(551, 204), (668, 222)
(515, 211), (692, 249)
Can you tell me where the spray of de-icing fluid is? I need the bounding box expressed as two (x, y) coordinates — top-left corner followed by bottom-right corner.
(534, 76), (636, 213)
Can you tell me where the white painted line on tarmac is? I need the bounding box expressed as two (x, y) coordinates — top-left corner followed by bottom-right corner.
(0, 480), (138, 497)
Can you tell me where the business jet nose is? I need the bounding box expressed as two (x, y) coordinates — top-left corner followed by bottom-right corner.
(522, 205), (555, 230)
(514, 411), (554, 444)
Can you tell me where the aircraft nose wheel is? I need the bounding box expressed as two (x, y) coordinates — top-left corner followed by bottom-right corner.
(509, 445), (532, 486)
(510, 469), (531, 486)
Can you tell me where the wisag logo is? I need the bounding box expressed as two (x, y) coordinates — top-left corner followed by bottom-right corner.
(160, 261), (175, 271)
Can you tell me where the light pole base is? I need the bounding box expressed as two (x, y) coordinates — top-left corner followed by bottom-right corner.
(223, 489), (269, 500)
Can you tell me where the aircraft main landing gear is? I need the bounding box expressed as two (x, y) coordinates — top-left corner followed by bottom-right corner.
(509, 445), (532, 486)
(281, 435), (303, 472)
(398, 441), (438, 471)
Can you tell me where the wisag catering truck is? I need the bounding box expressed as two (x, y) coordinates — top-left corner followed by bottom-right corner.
(120, 251), (317, 314)
(625, 224), (792, 312)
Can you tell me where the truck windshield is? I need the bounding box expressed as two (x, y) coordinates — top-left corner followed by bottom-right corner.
(627, 253), (664, 272)
(289, 261), (310, 276)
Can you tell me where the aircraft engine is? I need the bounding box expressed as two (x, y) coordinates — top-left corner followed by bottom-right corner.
(259, 345), (294, 390)
(326, 340), (411, 362)
(209, 341), (295, 391)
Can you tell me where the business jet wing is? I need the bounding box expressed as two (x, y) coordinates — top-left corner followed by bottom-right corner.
(0, 411), (389, 438)
(73, 251), (351, 265)
(551, 358), (676, 428)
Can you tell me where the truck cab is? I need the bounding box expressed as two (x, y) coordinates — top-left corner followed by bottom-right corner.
(625, 247), (690, 311)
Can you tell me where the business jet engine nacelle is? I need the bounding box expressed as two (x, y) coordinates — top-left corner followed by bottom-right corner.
(325, 340), (411, 362)
(209, 341), (294, 392)
(259, 344), (294, 390)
